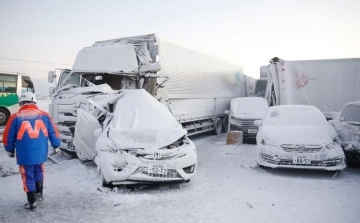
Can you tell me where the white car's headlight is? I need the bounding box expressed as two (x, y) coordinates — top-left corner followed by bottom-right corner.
(260, 138), (277, 147)
(326, 142), (335, 149)
(230, 118), (242, 126)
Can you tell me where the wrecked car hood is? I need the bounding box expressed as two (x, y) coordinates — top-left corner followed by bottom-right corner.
(96, 89), (187, 153)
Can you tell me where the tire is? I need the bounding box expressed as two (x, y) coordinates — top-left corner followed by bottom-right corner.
(213, 117), (222, 135)
(75, 146), (90, 162)
(101, 171), (110, 187)
(222, 116), (229, 133)
(0, 108), (10, 126)
(346, 155), (360, 168)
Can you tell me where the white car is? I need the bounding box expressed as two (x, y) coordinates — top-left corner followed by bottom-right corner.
(256, 105), (345, 171)
(226, 97), (268, 140)
(73, 89), (197, 185)
(332, 101), (360, 167)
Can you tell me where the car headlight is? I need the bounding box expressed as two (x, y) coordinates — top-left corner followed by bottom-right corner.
(326, 142), (335, 149)
(230, 118), (242, 126)
(260, 138), (277, 147)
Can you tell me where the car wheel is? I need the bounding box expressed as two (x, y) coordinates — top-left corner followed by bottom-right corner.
(221, 116), (229, 133)
(213, 117), (222, 135)
(75, 146), (90, 162)
(345, 152), (360, 168)
(101, 171), (110, 187)
(0, 108), (10, 126)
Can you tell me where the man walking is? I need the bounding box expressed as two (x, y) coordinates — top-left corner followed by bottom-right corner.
(3, 92), (60, 211)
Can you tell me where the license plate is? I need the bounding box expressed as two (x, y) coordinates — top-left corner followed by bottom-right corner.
(293, 156), (311, 164)
(248, 129), (258, 134)
(148, 163), (167, 175)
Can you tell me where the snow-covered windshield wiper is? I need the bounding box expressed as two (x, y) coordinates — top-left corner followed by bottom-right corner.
(81, 91), (106, 95)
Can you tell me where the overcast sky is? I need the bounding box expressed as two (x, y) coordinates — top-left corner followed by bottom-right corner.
(0, 0), (359, 79)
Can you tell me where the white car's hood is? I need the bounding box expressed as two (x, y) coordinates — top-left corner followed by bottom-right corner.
(260, 125), (337, 145)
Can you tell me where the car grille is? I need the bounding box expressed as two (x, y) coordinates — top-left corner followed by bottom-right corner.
(280, 144), (323, 153)
(260, 153), (342, 167)
(239, 119), (254, 126)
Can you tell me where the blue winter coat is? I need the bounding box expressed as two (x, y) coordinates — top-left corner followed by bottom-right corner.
(2, 104), (60, 165)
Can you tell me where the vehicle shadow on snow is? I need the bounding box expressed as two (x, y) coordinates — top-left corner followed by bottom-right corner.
(256, 165), (357, 179)
(98, 182), (190, 194)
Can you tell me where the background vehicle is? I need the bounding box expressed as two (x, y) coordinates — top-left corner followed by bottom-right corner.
(48, 34), (248, 159)
(264, 57), (360, 119)
(253, 66), (268, 98)
(0, 72), (35, 127)
(332, 101), (360, 167)
(225, 97), (268, 141)
(256, 105), (346, 171)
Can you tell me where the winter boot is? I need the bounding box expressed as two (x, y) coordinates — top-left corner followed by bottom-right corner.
(36, 181), (44, 202)
(24, 192), (37, 211)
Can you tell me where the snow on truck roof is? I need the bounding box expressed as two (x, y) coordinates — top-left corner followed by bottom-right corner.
(72, 44), (138, 74)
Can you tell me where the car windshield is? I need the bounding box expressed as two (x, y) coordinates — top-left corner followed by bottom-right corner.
(263, 106), (328, 126)
(340, 105), (360, 122)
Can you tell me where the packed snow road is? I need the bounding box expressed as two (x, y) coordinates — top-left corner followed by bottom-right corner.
(1, 133), (360, 223)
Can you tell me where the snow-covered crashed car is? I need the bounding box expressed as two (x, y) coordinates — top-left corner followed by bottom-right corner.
(332, 101), (360, 167)
(73, 89), (197, 185)
(256, 105), (345, 171)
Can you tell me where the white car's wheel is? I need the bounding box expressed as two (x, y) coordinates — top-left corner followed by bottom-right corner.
(75, 146), (89, 162)
(101, 171), (110, 187)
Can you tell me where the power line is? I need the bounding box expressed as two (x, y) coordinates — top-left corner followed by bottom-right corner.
(0, 67), (51, 72)
(0, 57), (71, 65)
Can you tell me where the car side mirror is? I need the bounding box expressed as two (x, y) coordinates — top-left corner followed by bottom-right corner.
(49, 87), (55, 94)
(254, 120), (262, 127)
(224, 110), (230, 115)
(48, 71), (56, 83)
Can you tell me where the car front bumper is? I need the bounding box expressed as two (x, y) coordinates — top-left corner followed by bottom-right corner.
(257, 145), (346, 171)
(98, 141), (197, 185)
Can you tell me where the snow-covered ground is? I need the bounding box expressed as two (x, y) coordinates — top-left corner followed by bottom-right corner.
(1, 101), (360, 223)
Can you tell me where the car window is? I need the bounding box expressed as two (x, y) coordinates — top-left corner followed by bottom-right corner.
(340, 105), (360, 122)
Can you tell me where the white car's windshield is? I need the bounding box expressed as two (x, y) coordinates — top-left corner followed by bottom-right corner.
(263, 106), (328, 126)
(340, 105), (360, 123)
(231, 97), (268, 115)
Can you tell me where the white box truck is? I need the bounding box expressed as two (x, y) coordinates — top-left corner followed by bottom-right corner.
(264, 57), (360, 119)
(48, 34), (248, 159)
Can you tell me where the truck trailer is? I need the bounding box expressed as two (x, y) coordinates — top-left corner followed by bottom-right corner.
(264, 57), (360, 119)
(48, 34), (247, 160)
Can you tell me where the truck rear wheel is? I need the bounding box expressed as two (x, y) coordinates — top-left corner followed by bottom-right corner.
(213, 117), (222, 135)
(0, 108), (10, 126)
(222, 116), (229, 133)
